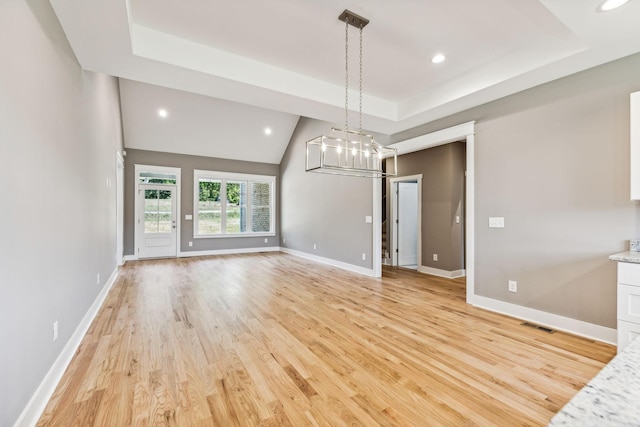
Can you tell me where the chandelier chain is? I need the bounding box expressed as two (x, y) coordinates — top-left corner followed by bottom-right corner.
(344, 18), (349, 132)
(359, 25), (363, 132)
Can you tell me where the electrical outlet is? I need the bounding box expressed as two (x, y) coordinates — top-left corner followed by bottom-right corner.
(313, 243), (317, 250)
(283, 238), (286, 244)
(489, 217), (505, 228)
(188, 241), (193, 247)
(362, 253), (366, 261)
(53, 321), (58, 342)
(264, 238), (268, 243)
(433, 254), (438, 261)
(508, 280), (518, 293)
(96, 273), (100, 285)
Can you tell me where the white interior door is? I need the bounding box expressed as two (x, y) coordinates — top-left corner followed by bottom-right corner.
(137, 184), (177, 259)
(398, 182), (418, 266)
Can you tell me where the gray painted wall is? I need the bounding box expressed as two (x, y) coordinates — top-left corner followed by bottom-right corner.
(393, 53), (640, 328)
(123, 149), (280, 255)
(280, 118), (375, 269)
(0, 1), (124, 425)
(386, 142), (465, 271)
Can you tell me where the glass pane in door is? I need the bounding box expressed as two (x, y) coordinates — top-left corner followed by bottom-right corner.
(144, 189), (173, 234)
(158, 190), (173, 232)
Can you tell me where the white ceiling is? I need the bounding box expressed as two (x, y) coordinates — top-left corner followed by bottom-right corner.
(119, 79), (300, 164)
(50, 0), (640, 162)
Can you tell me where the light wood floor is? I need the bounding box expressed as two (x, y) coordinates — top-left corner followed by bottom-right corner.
(37, 253), (615, 426)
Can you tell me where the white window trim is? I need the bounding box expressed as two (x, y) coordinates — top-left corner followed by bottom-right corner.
(193, 169), (276, 238)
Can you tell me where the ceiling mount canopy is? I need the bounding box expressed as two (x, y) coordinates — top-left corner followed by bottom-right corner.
(338, 9), (369, 29)
(306, 10), (397, 178)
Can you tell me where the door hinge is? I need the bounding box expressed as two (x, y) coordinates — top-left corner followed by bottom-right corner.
(396, 219), (399, 224)
(396, 249), (399, 253)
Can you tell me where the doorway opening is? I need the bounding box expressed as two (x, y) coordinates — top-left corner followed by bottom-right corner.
(374, 122), (473, 301)
(389, 175), (423, 269)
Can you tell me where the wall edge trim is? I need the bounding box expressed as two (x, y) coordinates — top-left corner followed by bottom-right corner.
(177, 247), (280, 258)
(470, 294), (617, 345)
(280, 247), (376, 277)
(417, 266), (466, 278)
(14, 268), (120, 427)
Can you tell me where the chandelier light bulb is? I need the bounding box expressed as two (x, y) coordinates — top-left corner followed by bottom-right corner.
(352, 147), (357, 156)
(378, 152), (383, 160)
(336, 145), (342, 154)
(321, 143), (327, 152)
(365, 150), (370, 158)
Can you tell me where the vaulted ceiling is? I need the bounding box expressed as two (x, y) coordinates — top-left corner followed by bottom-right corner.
(50, 0), (640, 163)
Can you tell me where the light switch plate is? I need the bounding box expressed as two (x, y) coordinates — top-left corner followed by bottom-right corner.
(365, 216), (372, 223)
(185, 214), (193, 220)
(489, 217), (505, 228)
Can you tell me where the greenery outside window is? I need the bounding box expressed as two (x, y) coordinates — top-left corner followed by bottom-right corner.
(194, 170), (275, 237)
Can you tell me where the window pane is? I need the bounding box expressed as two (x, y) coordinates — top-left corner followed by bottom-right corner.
(251, 207), (271, 232)
(252, 182), (271, 206)
(198, 179), (221, 234)
(226, 181), (247, 233)
(251, 182), (271, 232)
(139, 172), (177, 184)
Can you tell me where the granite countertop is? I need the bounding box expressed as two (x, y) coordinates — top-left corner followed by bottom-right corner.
(609, 251), (640, 264)
(548, 336), (640, 426)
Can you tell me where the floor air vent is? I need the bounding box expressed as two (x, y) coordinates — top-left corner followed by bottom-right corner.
(521, 322), (556, 334)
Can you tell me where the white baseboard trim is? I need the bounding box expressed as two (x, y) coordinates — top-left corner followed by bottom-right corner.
(178, 247), (280, 258)
(124, 247), (280, 262)
(14, 267), (120, 427)
(470, 294), (617, 345)
(280, 247), (377, 277)
(418, 266), (466, 279)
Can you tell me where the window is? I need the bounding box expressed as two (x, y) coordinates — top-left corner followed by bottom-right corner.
(138, 171), (177, 185)
(194, 170), (275, 237)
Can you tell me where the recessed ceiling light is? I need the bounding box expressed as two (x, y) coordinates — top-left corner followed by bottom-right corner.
(431, 53), (446, 64)
(264, 127), (272, 135)
(157, 108), (168, 118)
(598, 0), (628, 11)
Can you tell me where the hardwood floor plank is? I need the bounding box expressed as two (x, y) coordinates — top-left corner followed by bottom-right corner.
(37, 253), (615, 426)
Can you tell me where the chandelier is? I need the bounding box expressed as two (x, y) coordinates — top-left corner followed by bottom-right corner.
(305, 10), (397, 178)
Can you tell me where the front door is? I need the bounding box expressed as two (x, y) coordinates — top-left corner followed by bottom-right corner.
(137, 184), (177, 259)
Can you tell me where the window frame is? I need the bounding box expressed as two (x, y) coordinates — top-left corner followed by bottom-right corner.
(193, 169), (276, 238)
